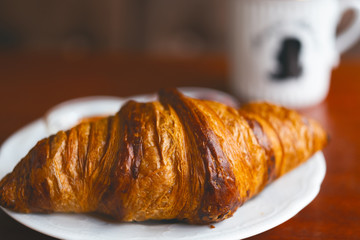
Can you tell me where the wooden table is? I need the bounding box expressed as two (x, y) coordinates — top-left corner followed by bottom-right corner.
(0, 53), (359, 239)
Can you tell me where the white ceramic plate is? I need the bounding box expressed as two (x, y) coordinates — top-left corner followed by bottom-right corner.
(0, 88), (326, 240)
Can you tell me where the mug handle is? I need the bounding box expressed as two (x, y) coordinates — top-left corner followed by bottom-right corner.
(336, 0), (360, 54)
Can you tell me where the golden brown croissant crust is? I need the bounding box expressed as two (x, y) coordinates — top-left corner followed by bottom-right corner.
(0, 89), (327, 224)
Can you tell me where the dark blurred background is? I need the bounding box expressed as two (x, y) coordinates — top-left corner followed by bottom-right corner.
(0, 0), (359, 57)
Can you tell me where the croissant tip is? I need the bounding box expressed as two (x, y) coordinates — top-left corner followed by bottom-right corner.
(158, 88), (181, 97)
(0, 175), (15, 210)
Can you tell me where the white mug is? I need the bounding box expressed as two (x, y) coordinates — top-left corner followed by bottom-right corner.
(229, 0), (360, 108)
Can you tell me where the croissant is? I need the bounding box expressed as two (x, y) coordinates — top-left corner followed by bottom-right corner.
(0, 89), (327, 224)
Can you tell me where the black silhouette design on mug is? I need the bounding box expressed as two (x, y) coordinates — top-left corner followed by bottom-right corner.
(271, 37), (303, 80)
